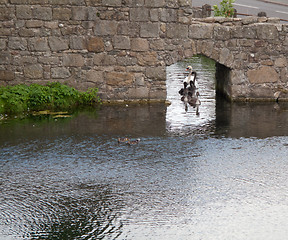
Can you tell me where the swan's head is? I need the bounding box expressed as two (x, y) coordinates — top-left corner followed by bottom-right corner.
(186, 66), (193, 71)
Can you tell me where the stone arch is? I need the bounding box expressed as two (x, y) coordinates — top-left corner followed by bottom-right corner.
(1, 0), (288, 102)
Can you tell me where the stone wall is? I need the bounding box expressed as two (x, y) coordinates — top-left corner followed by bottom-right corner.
(1, 0), (288, 102)
(0, 0), (209, 101)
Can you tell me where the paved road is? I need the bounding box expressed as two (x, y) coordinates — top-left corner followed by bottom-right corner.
(192, 0), (288, 22)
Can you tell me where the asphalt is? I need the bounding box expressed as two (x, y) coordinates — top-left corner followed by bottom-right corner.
(192, 0), (288, 22)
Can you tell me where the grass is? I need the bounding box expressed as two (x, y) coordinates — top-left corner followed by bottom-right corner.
(0, 82), (101, 116)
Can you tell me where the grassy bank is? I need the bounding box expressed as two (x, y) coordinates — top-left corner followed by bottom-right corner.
(0, 83), (101, 116)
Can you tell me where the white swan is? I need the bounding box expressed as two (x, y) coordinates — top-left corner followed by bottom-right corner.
(184, 66), (197, 87)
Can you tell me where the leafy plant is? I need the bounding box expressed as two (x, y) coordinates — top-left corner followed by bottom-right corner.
(0, 83), (101, 115)
(213, 0), (235, 17)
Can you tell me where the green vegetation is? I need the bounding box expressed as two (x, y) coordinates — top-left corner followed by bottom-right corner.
(0, 82), (101, 115)
(213, 0), (235, 17)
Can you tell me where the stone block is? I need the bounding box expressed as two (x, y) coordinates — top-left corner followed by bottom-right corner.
(130, 8), (149, 22)
(85, 0), (102, 6)
(24, 64), (43, 79)
(128, 87), (149, 99)
(8, 37), (27, 50)
(72, 6), (97, 21)
(275, 58), (287, 67)
(102, 0), (122, 6)
(26, 20), (43, 28)
(150, 9), (159, 22)
(113, 36), (131, 50)
(189, 24), (213, 39)
(0, 7), (14, 20)
(166, 24), (188, 39)
(0, 39), (6, 50)
(94, 20), (118, 36)
(145, 0), (165, 7)
(256, 24), (279, 40)
(150, 39), (165, 50)
(51, 67), (71, 79)
(53, 8), (71, 20)
(63, 54), (84, 67)
(145, 66), (166, 80)
(137, 52), (158, 66)
(105, 72), (134, 86)
(87, 37), (104, 52)
(248, 66), (278, 84)
(131, 38), (149, 52)
(70, 36), (86, 50)
(86, 70), (104, 83)
(38, 56), (60, 65)
(48, 37), (69, 52)
(29, 38), (50, 51)
(32, 6), (52, 20)
(179, 0), (192, 7)
(16, 5), (32, 19)
(214, 25), (231, 40)
(140, 23), (159, 38)
(117, 22), (140, 37)
(160, 9), (177, 22)
(242, 25), (257, 39)
(72, 6), (87, 20)
(0, 70), (14, 81)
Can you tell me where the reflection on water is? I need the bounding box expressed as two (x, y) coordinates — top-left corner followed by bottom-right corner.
(166, 57), (216, 134)
(1, 56), (288, 239)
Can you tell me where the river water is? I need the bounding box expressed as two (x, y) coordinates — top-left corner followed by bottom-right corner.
(1, 56), (288, 239)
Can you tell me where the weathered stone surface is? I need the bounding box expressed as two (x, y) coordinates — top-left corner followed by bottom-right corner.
(137, 52), (158, 66)
(87, 37), (104, 52)
(130, 8), (149, 22)
(102, 0), (121, 6)
(189, 24), (213, 39)
(256, 24), (278, 40)
(105, 72), (134, 86)
(145, 0), (165, 7)
(145, 66), (166, 80)
(8, 37), (27, 50)
(94, 20), (118, 36)
(32, 6), (52, 20)
(26, 20), (43, 28)
(140, 23), (159, 38)
(131, 38), (149, 52)
(0, 7), (14, 20)
(93, 53), (117, 66)
(70, 36), (86, 50)
(214, 25), (231, 40)
(29, 38), (50, 51)
(166, 24), (188, 39)
(248, 66), (279, 84)
(275, 58), (287, 67)
(128, 87), (149, 99)
(51, 67), (71, 79)
(113, 36), (130, 50)
(0, 70), (14, 81)
(24, 64), (43, 79)
(53, 8), (71, 20)
(160, 8), (177, 22)
(86, 70), (103, 83)
(63, 54), (84, 67)
(16, 5), (32, 19)
(48, 37), (69, 52)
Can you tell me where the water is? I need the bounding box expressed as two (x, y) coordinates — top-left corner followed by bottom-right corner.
(1, 56), (288, 239)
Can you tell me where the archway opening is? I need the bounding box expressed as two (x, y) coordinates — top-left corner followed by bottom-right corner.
(215, 62), (232, 101)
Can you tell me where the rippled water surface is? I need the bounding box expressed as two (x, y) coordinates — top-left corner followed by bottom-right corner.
(1, 56), (288, 239)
